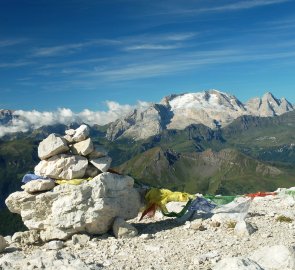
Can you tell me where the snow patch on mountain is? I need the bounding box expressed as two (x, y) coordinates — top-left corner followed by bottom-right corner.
(107, 90), (294, 140)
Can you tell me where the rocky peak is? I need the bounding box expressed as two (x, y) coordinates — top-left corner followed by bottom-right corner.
(107, 90), (294, 141)
(106, 104), (172, 141)
(246, 91), (293, 117)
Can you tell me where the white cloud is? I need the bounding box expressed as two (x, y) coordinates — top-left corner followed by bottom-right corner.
(0, 101), (151, 137)
(32, 39), (120, 57)
(0, 61), (34, 69)
(124, 44), (181, 51)
(0, 39), (26, 48)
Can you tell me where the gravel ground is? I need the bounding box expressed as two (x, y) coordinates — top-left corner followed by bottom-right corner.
(1, 194), (295, 270)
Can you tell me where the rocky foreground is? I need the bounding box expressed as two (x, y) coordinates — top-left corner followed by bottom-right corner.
(0, 193), (294, 270)
(0, 125), (294, 269)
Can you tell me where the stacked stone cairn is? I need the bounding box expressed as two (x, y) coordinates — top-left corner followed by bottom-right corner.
(5, 124), (140, 243)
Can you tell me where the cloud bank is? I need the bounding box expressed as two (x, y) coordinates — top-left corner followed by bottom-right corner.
(0, 101), (150, 137)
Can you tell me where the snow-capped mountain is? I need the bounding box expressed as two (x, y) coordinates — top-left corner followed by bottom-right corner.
(107, 90), (294, 141)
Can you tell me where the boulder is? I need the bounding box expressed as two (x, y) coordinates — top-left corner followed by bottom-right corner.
(90, 156), (112, 172)
(112, 217), (138, 239)
(6, 172), (141, 241)
(0, 235), (8, 253)
(213, 257), (264, 270)
(34, 154), (88, 180)
(250, 245), (295, 270)
(21, 179), (55, 194)
(38, 134), (69, 160)
(234, 221), (256, 237)
(71, 138), (94, 156)
(72, 124), (89, 142)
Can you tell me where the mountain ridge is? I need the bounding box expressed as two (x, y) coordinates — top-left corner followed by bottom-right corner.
(107, 90), (294, 141)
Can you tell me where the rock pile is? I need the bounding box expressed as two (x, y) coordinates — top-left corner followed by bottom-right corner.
(35, 124), (110, 180)
(5, 125), (141, 242)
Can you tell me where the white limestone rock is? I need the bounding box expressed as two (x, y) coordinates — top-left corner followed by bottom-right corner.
(234, 221), (256, 237)
(71, 138), (94, 156)
(90, 156), (112, 172)
(112, 217), (138, 239)
(213, 257), (264, 270)
(72, 234), (90, 246)
(38, 134), (69, 160)
(0, 235), (8, 253)
(63, 134), (74, 144)
(72, 124), (90, 142)
(46, 240), (64, 250)
(250, 245), (295, 270)
(65, 128), (75, 136)
(34, 154), (88, 180)
(6, 172), (140, 241)
(4, 236), (12, 245)
(21, 179), (55, 194)
(12, 230), (41, 245)
(0, 250), (98, 270)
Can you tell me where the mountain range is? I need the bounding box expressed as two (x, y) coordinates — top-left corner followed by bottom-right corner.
(106, 90), (294, 140)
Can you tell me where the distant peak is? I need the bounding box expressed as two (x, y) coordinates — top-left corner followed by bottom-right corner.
(263, 91), (275, 98)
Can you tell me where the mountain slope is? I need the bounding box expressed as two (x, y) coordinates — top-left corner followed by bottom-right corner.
(117, 147), (295, 195)
(0, 139), (39, 208)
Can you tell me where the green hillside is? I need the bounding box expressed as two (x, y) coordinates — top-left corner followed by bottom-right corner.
(118, 147), (295, 195)
(0, 139), (39, 208)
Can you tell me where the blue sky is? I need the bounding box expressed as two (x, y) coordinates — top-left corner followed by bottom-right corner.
(1, 0), (295, 111)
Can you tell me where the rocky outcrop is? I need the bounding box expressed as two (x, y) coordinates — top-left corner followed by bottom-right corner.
(6, 172), (140, 241)
(5, 125), (141, 242)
